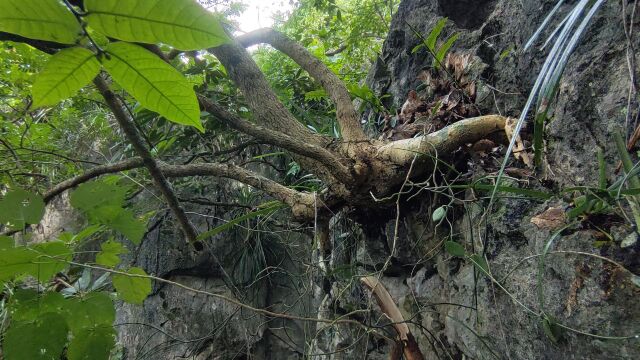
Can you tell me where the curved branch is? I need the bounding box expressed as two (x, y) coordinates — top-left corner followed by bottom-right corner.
(161, 163), (315, 219)
(43, 158), (143, 202)
(208, 41), (322, 146)
(238, 29), (368, 142)
(39, 157), (316, 220)
(377, 115), (507, 166)
(198, 96), (354, 184)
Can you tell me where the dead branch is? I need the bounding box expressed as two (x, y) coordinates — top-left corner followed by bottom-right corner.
(361, 276), (425, 360)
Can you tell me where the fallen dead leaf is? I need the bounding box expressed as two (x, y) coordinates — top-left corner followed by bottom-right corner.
(531, 206), (566, 230)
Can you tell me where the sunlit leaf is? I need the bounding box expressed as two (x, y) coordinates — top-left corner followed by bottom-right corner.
(32, 47), (100, 108)
(101, 42), (203, 131)
(0, 0), (81, 44)
(84, 0), (230, 50)
(0, 188), (45, 230)
(426, 17), (447, 51)
(112, 267), (152, 304)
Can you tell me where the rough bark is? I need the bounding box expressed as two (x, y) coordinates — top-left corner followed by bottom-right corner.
(238, 28), (368, 142)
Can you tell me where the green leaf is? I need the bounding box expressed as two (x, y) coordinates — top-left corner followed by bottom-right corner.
(0, 0), (81, 44)
(444, 241), (465, 257)
(64, 293), (115, 333)
(434, 32), (459, 70)
(8, 290), (67, 322)
(32, 47), (101, 108)
(426, 18), (448, 51)
(541, 315), (563, 343)
(96, 240), (128, 267)
(109, 209), (145, 244)
(469, 254), (489, 275)
(432, 205), (447, 222)
(3, 313), (69, 360)
(30, 241), (72, 282)
(0, 247), (37, 282)
(0, 235), (15, 249)
(0, 188), (45, 230)
(70, 181), (127, 213)
(84, 0), (230, 50)
(0, 242), (70, 283)
(112, 267), (151, 304)
(197, 203), (286, 241)
(67, 327), (116, 360)
(101, 42), (203, 131)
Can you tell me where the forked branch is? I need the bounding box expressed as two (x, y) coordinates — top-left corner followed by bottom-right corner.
(238, 28), (368, 142)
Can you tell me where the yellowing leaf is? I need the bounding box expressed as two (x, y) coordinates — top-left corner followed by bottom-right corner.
(85, 0), (230, 50)
(112, 267), (151, 305)
(32, 47), (101, 108)
(101, 42), (203, 131)
(0, 0), (81, 44)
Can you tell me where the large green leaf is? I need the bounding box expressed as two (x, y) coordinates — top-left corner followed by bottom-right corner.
(8, 290), (67, 322)
(84, 0), (230, 50)
(70, 181), (127, 213)
(109, 209), (145, 245)
(0, 0), (81, 44)
(64, 293), (115, 333)
(0, 188), (45, 230)
(67, 327), (116, 360)
(32, 47), (101, 108)
(3, 313), (69, 360)
(30, 241), (72, 282)
(0, 241), (71, 283)
(70, 181), (145, 243)
(101, 42), (203, 131)
(112, 267), (151, 304)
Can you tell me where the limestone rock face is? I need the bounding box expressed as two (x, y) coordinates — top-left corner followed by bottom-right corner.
(114, 1), (640, 359)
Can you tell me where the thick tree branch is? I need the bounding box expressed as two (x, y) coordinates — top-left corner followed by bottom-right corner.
(238, 29), (368, 142)
(377, 115), (507, 166)
(94, 76), (201, 246)
(198, 96), (354, 184)
(208, 41), (322, 146)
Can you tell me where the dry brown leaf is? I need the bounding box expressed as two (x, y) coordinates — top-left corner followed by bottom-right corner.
(531, 206), (566, 230)
(505, 117), (533, 168)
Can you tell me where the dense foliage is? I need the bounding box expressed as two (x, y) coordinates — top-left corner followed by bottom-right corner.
(0, 0), (400, 358)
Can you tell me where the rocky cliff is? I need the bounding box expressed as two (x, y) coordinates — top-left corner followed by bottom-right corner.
(114, 1), (640, 359)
